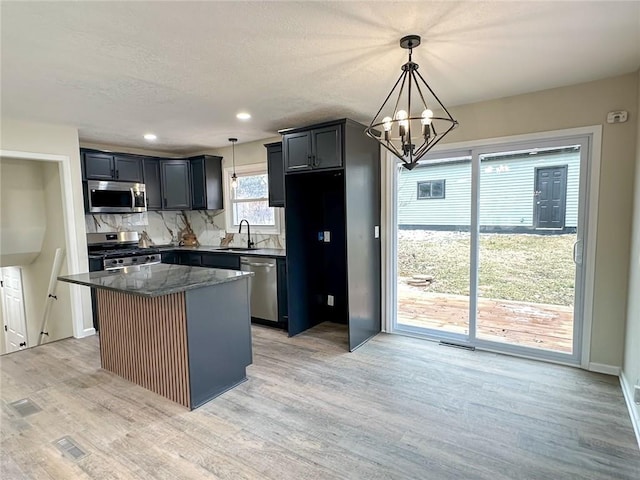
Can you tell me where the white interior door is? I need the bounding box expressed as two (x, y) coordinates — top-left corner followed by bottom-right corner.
(1, 267), (28, 352)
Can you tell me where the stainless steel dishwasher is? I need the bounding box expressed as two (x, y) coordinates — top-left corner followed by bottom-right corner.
(240, 256), (278, 322)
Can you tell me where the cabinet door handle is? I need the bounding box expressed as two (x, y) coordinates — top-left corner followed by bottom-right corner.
(312, 155), (319, 167)
(116, 170), (119, 179)
(163, 197), (167, 208)
(288, 165), (309, 170)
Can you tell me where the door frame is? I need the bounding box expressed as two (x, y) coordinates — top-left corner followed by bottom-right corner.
(382, 125), (602, 368)
(533, 164), (568, 230)
(0, 149), (90, 340)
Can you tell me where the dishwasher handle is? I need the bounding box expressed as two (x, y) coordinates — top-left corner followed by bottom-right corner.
(240, 258), (276, 268)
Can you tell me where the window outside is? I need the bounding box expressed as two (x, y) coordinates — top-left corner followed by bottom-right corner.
(231, 172), (275, 226)
(417, 180), (445, 199)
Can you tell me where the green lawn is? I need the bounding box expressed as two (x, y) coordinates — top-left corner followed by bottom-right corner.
(397, 231), (577, 306)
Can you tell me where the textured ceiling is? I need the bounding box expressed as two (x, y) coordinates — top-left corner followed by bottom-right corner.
(1, 1), (639, 153)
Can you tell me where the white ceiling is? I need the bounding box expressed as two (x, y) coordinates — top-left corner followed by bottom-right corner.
(2, 1), (639, 153)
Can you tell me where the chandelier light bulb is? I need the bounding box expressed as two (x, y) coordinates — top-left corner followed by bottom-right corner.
(396, 110), (408, 137)
(231, 174), (238, 190)
(421, 109), (434, 125)
(382, 116), (393, 132)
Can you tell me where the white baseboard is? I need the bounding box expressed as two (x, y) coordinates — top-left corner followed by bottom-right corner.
(620, 371), (640, 449)
(78, 327), (96, 338)
(587, 362), (621, 376)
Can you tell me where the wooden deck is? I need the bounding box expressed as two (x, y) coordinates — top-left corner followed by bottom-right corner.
(398, 283), (573, 353)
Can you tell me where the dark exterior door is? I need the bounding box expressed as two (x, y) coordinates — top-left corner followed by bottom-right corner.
(535, 165), (568, 229)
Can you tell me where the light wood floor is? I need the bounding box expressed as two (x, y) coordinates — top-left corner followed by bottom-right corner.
(1, 324), (639, 479)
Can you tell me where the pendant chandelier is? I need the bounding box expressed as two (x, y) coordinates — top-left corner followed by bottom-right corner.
(366, 35), (458, 170)
(229, 137), (238, 189)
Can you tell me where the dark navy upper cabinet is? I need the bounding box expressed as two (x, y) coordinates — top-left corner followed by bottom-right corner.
(113, 155), (143, 182)
(281, 123), (343, 173)
(282, 123), (342, 173)
(82, 151), (142, 182)
(160, 160), (191, 210)
(189, 155), (223, 210)
(311, 124), (342, 170)
(82, 148), (223, 212)
(283, 131), (312, 172)
(143, 158), (162, 210)
(265, 142), (284, 207)
(83, 152), (114, 180)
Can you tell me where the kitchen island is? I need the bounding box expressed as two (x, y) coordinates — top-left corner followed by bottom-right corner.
(59, 264), (253, 409)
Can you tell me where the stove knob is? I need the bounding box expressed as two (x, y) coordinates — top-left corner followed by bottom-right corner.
(118, 259), (124, 264)
(132, 258), (138, 263)
(110, 260), (118, 266)
(148, 255), (156, 261)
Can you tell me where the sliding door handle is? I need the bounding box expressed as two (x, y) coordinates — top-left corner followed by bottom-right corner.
(573, 240), (583, 265)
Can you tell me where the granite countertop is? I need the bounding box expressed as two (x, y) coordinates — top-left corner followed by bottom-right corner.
(158, 245), (286, 258)
(58, 264), (253, 297)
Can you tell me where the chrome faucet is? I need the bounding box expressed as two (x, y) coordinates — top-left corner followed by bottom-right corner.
(238, 219), (254, 249)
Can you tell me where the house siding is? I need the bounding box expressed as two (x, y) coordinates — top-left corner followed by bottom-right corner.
(397, 150), (580, 229)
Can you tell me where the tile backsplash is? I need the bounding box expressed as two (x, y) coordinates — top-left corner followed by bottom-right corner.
(85, 211), (286, 250)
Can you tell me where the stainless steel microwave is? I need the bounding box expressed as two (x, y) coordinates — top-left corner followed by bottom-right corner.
(86, 180), (146, 213)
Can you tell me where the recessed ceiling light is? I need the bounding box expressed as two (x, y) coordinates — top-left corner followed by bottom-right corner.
(236, 112), (251, 120)
(144, 133), (157, 141)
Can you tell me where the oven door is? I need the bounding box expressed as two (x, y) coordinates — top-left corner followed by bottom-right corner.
(87, 180), (147, 213)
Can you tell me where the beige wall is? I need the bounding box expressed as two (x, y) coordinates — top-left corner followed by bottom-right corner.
(22, 162), (74, 345)
(0, 160), (74, 349)
(205, 136), (281, 170)
(0, 158), (46, 265)
(79, 141), (176, 158)
(0, 119), (92, 333)
(623, 69), (640, 424)
(440, 73), (639, 367)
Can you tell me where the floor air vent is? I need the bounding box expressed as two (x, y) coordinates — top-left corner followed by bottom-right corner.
(53, 436), (88, 461)
(9, 398), (42, 417)
(439, 341), (475, 351)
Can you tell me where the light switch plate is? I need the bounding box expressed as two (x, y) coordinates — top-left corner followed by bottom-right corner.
(634, 384), (640, 404)
(324, 231), (331, 242)
(374, 226), (380, 238)
(327, 295), (334, 306)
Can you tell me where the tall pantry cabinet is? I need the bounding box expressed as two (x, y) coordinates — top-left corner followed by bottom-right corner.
(280, 119), (381, 351)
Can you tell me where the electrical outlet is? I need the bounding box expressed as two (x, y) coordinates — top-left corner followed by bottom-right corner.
(324, 231), (331, 243)
(327, 295), (334, 307)
(634, 384), (640, 404)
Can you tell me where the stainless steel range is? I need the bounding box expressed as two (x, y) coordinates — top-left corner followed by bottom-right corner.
(87, 232), (161, 271)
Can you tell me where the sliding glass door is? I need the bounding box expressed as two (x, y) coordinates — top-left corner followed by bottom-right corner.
(396, 151), (472, 343)
(394, 135), (590, 362)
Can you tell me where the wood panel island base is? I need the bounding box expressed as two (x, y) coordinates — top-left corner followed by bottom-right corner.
(59, 264), (253, 409)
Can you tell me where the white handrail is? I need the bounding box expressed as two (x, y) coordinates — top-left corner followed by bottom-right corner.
(37, 248), (65, 346)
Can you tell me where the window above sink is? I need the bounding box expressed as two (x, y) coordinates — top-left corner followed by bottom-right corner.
(223, 163), (283, 235)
